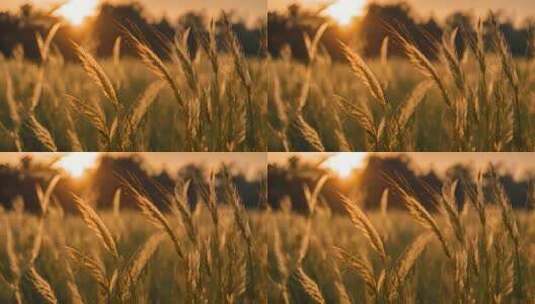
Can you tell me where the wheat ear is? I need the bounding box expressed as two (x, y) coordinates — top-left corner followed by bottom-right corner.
(339, 194), (387, 263)
(72, 42), (121, 111)
(72, 195), (119, 258)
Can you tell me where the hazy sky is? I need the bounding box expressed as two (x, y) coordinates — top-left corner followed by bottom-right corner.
(0, 153), (267, 178)
(269, 0), (535, 21)
(269, 152), (535, 178)
(3, 0), (266, 21)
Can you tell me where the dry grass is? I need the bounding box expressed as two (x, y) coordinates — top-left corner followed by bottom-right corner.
(0, 22), (267, 152)
(269, 21), (535, 152)
(0, 166), (533, 303)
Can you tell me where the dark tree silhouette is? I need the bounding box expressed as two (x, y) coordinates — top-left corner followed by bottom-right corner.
(0, 155), (264, 214)
(0, 2), (264, 60)
(268, 154), (534, 213)
(268, 1), (535, 61)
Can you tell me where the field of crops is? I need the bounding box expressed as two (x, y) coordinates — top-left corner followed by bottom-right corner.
(0, 23), (267, 152)
(268, 20), (535, 152)
(1, 172), (533, 303)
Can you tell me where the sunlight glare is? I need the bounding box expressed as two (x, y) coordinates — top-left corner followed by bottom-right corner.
(325, 0), (366, 25)
(323, 153), (367, 178)
(57, 0), (99, 26)
(57, 153), (98, 178)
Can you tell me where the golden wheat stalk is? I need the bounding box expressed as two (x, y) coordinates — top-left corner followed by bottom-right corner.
(27, 267), (58, 304)
(66, 246), (109, 292)
(341, 43), (387, 107)
(270, 72), (289, 132)
(172, 28), (199, 94)
(128, 185), (185, 260)
(63, 109), (83, 151)
(113, 36), (122, 67)
(26, 114), (58, 152)
(224, 174), (253, 247)
(290, 114), (325, 152)
(35, 174), (61, 214)
(334, 277), (352, 304)
(304, 22), (330, 63)
(119, 232), (165, 301)
(398, 80), (433, 130)
(380, 36), (390, 67)
(63, 250), (84, 304)
(172, 180), (197, 245)
(440, 28), (466, 94)
(200, 170), (219, 227)
(72, 195), (119, 258)
(36, 23), (62, 63)
(221, 13), (260, 150)
(303, 174), (330, 213)
(72, 42), (121, 111)
(337, 95), (377, 140)
(489, 14), (525, 150)
(395, 32), (453, 108)
(222, 14), (252, 89)
(339, 194), (387, 262)
(28, 220), (44, 265)
(126, 80), (165, 135)
(334, 246), (377, 293)
(440, 180), (465, 245)
(29, 68), (44, 111)
(112, 188), (121, 218)
(293, 267), (326, 304)
(125, 31), (186, 114)
(392, 233), (432, 290)
(66, 95), (109, 140)
(380, 188), (389, 217)
(398, 189), (452, 259)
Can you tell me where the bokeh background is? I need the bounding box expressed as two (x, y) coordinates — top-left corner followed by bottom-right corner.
(0, 152), (266, 214)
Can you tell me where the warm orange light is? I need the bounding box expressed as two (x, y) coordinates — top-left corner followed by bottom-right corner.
(325, 0), (366, 26)
(57, 0), (99, 26)
(57, 153), (98, 178)
(323, 153), (367, 178)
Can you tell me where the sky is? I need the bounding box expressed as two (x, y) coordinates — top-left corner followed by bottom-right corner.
(0, 152), (267, 179)
(268, 152), (535, 178)
(269, 0), (535, 21)
(2, 0), (267, 21)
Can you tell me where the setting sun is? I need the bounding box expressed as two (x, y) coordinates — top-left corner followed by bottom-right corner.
(323, 153), (367, 178)
(325, 0), (366, 25)
(57, 153), (98, 178)
(57, 0), (99, 26)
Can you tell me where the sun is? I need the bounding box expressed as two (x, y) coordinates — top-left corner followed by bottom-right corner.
(325, 0), (366, 26)
(56, 0), (99, 26)
(57, 153), (99, 178)
(323, 153), (367, 178)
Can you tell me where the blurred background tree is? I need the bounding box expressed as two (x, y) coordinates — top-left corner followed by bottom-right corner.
(268, 154), (534, 214)
(268, 1), (535, 62)
(0, 154), (265, 214)
(0, 2), (265, 61)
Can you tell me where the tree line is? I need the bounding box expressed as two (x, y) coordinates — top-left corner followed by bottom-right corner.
(0, 2), (265, 61)
(268, 2), (535, 62)
(268, 154), (535, 214)
(0, 155), (265, 214)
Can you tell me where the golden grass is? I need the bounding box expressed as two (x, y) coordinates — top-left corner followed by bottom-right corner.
(0, 22), (267, 152)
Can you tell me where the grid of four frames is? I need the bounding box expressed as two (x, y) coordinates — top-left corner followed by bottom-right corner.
(0, 0), (534, 303)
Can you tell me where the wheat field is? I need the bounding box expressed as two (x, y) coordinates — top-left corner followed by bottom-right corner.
(268, 18), (535, 152)
(0, 21), (267, 152)
(1, 169), (534, 303)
